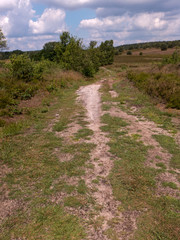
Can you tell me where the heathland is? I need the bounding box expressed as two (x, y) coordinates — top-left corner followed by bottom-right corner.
(0, 33), (180, 239)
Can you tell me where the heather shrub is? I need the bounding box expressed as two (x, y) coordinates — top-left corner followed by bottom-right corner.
(127, 71), (180, 109)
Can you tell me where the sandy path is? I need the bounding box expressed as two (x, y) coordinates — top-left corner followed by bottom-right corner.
(77, 84), (120, 239)
(76, 80), (180, 239)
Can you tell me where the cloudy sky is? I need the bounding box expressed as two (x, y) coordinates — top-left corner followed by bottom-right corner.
(0, 0), (180, 51)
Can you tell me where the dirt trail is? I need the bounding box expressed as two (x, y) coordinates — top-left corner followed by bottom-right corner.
(77, 84), (120, 239)
(76, 78), (180, 239)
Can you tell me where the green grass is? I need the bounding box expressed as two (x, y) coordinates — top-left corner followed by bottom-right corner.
(134, 196), (180, 240)
(0, 78), (94, 238)
(102, 104), (111, 111)
(0, 120), (29, 138)
(64, 196), (86, 208)
(101, 113), (155, 209)
(153, 135), (180, 169)
(77, 179), (88, 194)
(1, 205), (86, 240)
(101, 113), (129, 134)
(74, 128), (93, 139)
(162, 181), (178, 189)
(156, 162), (167, 170)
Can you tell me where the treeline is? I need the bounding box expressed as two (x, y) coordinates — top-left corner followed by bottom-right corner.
(116, 40), (180, 53)
(0, 32), (114, 77)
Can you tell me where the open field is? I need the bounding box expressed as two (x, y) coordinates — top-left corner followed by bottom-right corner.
(0, 50), (180, 239)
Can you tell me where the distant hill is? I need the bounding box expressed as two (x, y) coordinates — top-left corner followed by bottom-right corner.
(116, 40), (180, 53)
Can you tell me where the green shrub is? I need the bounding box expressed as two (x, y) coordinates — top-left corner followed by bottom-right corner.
(0, 90), (15, 109)
(10, 54), (34, 81)
(127, 51), (132, 55)
(161, 43), (168, 51)
(162, 51), (180, 65)
(127, 71), (180, 109)
(0, 118), (6, 127)
(82, 59), (96, 77)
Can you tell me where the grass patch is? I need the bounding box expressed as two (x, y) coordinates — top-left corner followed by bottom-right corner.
(64, 196), (85, 208)
(101, 113), (129, 134)
(74, 128), (93, 139)
(102, 104), (111, 111)
(134, 196), (180, 240)
(153, 135), (180, 169)
(156, 162), (167, 170)
(101, 114), (155, 209)
(53, 116), (70, 132)
(77, 179), (88, 194)
(1, 205), (86, 240)
(60, 143), (95, 176)
(1, 121), (29, 138)
(162, 181), (178, 189)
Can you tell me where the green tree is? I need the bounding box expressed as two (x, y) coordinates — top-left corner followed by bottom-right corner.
(42, 41), (57, 61)
(55, 32), (84, 71)
(99, 40), (114, 65)
(0, 28), (7, 51)
(161, 43), (168, 51)
(89, 41), (97, 49)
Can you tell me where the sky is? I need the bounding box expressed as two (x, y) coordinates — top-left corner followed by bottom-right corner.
(0, 0), (180, 51)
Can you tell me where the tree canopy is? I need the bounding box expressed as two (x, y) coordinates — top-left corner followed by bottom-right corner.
(0, 28), (7, 51)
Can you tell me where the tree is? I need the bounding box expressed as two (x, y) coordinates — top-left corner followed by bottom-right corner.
(0, 28), (7, 51)
(99, 40), (114, 65)
(42, 41), (57, 61)
(89, 41), (97, 49)
(161, 43), (168, 51)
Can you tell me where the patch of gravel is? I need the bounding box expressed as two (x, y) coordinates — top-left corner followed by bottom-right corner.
(0, 199), (21, 224)
(53, 148), (73, 162)
(109, 90), (119, 98)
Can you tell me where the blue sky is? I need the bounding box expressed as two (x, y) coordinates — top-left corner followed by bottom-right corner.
(0, 0), (180, 51)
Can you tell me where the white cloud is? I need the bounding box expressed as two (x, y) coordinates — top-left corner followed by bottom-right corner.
(134, 12), (166, 30)
(0, 0), (67, 50)
(32, 0), (180, 13)
(0, 0), (34, 37)
(0, 0), (18, 11)
(29, 8), (66, 34)
(79, 12), (180, 45)
(8, 35), (59, 51)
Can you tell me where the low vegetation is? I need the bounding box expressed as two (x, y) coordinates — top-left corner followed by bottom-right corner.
(127, 51), (180, 109)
